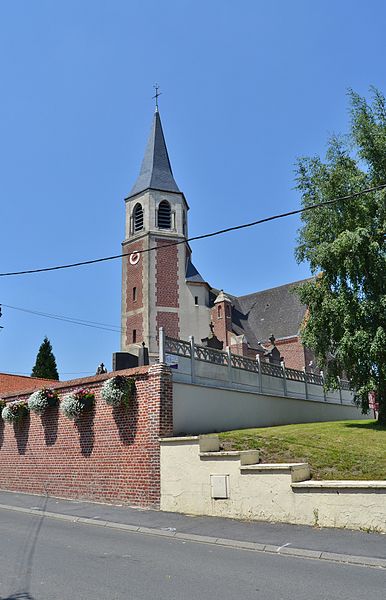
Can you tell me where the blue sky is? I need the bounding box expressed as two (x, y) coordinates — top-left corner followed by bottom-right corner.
(1, 0), (385, 378)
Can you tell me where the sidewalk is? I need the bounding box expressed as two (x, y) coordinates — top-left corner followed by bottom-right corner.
(0, 489), (385, 568)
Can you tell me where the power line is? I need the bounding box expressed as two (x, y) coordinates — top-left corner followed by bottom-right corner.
(1, 182), (385, 278)
(1, 303), (122, 333)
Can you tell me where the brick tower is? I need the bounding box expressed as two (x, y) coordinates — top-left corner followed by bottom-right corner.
(121, 109), (211, 358)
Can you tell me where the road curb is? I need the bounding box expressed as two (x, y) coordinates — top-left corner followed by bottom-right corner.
(0, 502), (385, 570)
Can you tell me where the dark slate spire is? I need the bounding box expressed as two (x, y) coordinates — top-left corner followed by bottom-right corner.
(128, 111), (181, 199)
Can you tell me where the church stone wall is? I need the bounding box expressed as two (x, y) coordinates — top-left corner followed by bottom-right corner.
(0, 365), (173, 507)
(275, 337), (306, 370)
(156, 311), (180, 339)
(121, 237), (145, 351)
(155, 238), (180, 309)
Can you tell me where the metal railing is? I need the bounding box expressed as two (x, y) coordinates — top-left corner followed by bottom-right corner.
(260, 361), (283, 378)
(230, 354), (259, 373)
(194, 344), (228, 365)
(285, 367), (306, 382)
(164, 336), (191, 357)
(161, 329), (353, 398)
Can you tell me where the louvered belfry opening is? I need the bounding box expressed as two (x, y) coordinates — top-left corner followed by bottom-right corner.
(157, 200), (171, 229)
(133, 203), (144, 232)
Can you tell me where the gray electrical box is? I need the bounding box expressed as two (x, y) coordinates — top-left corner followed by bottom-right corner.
(210, 474), (230, 499)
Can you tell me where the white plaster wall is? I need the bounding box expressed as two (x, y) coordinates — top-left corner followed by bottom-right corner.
(178, 282), (212, 344)
(172, 382), (367, 435)
(160, 438), (386, 532)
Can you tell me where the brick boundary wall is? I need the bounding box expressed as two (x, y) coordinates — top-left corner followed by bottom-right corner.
(0, 364), (173, 507)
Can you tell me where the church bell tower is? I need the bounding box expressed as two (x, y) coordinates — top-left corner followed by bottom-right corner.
(121, 108), (191, 358)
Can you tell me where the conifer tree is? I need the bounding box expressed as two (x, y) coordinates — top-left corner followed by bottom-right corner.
(31, 336), (59, 380)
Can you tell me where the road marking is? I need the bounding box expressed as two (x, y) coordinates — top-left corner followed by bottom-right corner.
(0, 503), (385, 570)
(277, 542), (291, 552)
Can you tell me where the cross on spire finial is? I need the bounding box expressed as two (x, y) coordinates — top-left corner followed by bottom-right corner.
(152, 84), (161, 112)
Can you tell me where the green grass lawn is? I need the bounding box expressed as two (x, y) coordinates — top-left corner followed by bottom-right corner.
(219, 420), (386, 480)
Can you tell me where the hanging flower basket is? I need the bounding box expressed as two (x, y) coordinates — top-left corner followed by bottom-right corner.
(60, 388), (95, 420)
(101, 376), (135, 407)
(28, 388), (59, 415)
(2, 400), (29, 424)
(0, 399), (6, 420)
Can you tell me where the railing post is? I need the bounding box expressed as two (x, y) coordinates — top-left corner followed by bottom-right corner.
(256, 354), (263, 393)
(303, 367), (309, 400)
(226, 346), (233, 385)
(337, 376), (343, 404)
(320, 370), (327, 401)
(189, 335), (196, 383)
(281, 360), (288, 396)
(159, 327), (165, 364)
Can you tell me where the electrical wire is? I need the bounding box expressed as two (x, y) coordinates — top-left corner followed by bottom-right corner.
(1, 183), (384, 278)
(1, 303), (122, 333)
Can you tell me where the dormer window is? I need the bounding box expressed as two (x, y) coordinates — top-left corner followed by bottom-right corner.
(133, 203), (144, 232)
(157, 200), (171, 229)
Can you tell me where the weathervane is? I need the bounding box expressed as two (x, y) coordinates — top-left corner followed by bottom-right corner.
(152, 84), (161, 111)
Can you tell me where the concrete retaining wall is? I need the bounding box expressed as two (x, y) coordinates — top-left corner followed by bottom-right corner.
(160, 436), (386, 532)
(173, 382), (367, 435)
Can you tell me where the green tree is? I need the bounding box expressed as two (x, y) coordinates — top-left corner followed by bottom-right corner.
(295, 88), (386, 425)
(31, 336), (59, 380)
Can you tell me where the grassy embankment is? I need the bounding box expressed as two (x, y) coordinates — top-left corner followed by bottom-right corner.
(219, 420), (386, 480)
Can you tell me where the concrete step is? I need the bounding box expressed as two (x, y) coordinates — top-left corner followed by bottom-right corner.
(200, 449), (260, 466)
(241, 462), (311, 482)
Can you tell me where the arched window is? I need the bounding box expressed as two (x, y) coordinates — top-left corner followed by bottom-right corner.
(157, 200), (171, 229)
(182, 210), (187, 236)
(133, 203), (144, 232)
(217, 305), (222, 319)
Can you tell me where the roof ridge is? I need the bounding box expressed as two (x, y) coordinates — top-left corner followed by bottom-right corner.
(235, 277), (312, 300)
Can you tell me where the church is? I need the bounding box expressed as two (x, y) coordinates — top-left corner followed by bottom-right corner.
(120, 108), (311, 371)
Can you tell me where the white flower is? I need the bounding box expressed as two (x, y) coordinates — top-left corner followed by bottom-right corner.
(60, 390), (94, 420)
(101, 376), (134, 407)
(60, 394), (82, 419)
(2, 405), (12, 422)
(28, 389), (57, 415)
(1, 400), (29, 423)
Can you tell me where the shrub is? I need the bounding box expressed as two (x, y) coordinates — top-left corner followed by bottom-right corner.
(101, 376), (135, 407)
(60, 388), (95, 420)
(28, 388), (59, 415)
(0, 399), (6, 419)
(2, 400), (29, 423)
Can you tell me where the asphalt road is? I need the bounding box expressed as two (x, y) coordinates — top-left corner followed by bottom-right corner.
(0, 509), (385, 600)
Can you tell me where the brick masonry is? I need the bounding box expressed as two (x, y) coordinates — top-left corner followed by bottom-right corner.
(211, 301), (232, 347)
(155, 238), (179, 308)
(0, 365), (173, 507)
(126, 313), (144, 345)
(275, 337), (306, 370)
(123, 239), (144, 346)
(156, 311), (180, 339)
